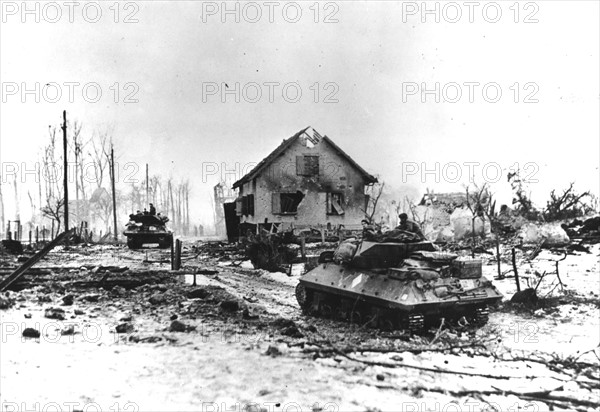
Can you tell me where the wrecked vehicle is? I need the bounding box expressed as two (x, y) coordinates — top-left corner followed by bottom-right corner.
(123, 214), (173, 249)
(295, 237), (502, 332)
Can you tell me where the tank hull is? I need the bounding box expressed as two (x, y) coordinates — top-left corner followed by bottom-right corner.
(123, 231), (173, 249)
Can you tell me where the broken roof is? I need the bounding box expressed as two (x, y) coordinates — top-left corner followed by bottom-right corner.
(232, 126), (377, 189)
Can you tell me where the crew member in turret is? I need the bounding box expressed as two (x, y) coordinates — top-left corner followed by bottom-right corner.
(395, 213), (426, 240)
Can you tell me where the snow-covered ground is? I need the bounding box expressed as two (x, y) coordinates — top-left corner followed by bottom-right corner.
(0, 243), (598, 411)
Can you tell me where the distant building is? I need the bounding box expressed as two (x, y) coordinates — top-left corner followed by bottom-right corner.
(229, 126), (377, 237)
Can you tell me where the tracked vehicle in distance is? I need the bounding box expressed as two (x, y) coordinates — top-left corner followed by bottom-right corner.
(124, 214), (173, 249)
(295, 237), (502, 332)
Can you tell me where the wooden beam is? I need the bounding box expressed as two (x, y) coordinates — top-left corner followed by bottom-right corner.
(0, 229), (74, 291)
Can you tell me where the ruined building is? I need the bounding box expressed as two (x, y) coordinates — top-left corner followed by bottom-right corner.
(228, 127), (377, 238)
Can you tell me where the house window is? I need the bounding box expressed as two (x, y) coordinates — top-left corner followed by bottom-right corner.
(296, 155), (319, 176)
(272, 191), (304, 215)
(326, 192), (345, 215)
(240, 194), (255, 216)
(247, 194), (255, 216)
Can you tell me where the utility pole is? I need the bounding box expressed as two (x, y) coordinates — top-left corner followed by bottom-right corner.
(62, 110), (69, 243)
(111, 146), (118, 242)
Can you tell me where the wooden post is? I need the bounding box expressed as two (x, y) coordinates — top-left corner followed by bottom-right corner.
(171, 239), (182, 270)
(170, 238), (175, 270)
(62, 110), (69, 245)
(495, 238), (501, 278)
(145, 163), (149, 206)
(176, 239), (182, 270)
(35, 226), (39, 243)
(28, 230), (32, 245)
(300, 236), (306, 259)
(110, 146), (118, 242)
(42, 225), (46, 242)
(471, 217), (476, 258)
(512, 248), (520, 292)
(51, 220), (55, 239)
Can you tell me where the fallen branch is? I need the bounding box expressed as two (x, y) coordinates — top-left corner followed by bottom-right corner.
(309, 338), (564, 381)
(303, 341), (487, 356)
(410, 386), (597, 412)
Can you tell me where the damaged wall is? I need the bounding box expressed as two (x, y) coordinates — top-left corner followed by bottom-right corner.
(238, 135), (370, 229)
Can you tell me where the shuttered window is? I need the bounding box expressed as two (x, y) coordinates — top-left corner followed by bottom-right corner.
(296, 155), (319, 176)
(240, 195), (255, 216)
(271, 193), (281, 214)
(247, 194), (255, 216)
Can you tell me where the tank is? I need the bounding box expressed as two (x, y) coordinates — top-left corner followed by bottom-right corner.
(123, 214), (173, 249)
(295, 239), (503, 332)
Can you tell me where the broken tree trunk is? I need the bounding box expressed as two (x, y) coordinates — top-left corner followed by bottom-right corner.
(0, 229), (74, 292)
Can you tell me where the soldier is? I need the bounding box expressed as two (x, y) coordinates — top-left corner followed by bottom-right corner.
(395, 213), (426, 240)
(149, 203), (156, 215)
(361, 219), (378, 240)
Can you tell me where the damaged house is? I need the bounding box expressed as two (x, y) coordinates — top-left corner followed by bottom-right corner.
(228, 127), (377, 238)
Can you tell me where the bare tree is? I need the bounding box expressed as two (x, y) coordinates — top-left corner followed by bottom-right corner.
(465, 183), (490, 254)
(362, 181), (385, 223)
(41, 125), (65, 234)
(70, 121), (88, 226)
(41, 197), (65, 233)
(406, 196), (428, 229)
(90, 130), (111, 189)
(544, 183), (591, 221)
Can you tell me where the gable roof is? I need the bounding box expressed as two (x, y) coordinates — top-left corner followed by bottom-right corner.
(232, 126), (377, 189)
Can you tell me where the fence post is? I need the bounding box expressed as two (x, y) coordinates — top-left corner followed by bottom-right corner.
(512, 248), (521, 292)
(170, 239), (175, 270)
(176, 239), (182, 270)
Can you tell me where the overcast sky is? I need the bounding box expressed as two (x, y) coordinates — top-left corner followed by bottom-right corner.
(1, 1), (598, 227)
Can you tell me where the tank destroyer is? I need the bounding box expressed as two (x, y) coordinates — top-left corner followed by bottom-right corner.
(295, 238), (502, 332)
(123, 213), (173, 249)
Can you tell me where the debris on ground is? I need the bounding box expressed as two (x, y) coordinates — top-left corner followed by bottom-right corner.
(22, 328), (40, 338)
